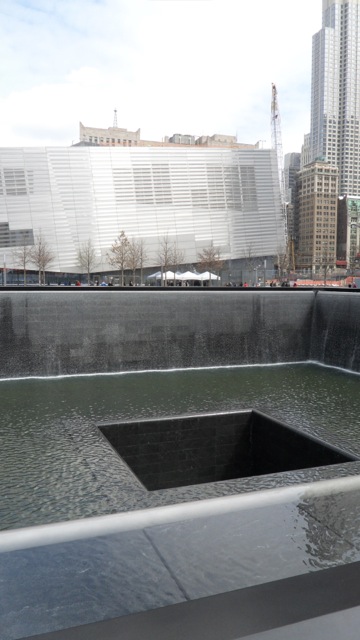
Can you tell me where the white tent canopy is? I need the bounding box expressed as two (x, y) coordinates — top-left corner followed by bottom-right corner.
(198, 271), (220, 281)
(146, 270), (176, 280)
(147, 270), (220, 282)
(161, 271), (176, 280)
(176, 271), (201, 281)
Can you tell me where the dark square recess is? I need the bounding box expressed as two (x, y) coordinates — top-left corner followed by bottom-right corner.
(99, 410), (358, 491)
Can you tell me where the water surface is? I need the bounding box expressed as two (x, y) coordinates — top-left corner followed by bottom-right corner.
(0, 363), (359, 530)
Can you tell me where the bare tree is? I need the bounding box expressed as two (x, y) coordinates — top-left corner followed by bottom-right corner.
(12, 245), (33, 286)
(243, 244), (261, 285)
(127, 238), (148, 285)
(157, 235), (186, 285)
(319, 244), (335, 286)
(108, 231), (130, 286)
(171, 244), (185, 284)
(30, 234), (55, 285)
(77, 239), (98, 285)
(275, 245), (290, 283)
(197, 242), (224, 286)
(137, 238), (148, 285)
(157, 235), (175, 286)
(158, 235), (173, 270)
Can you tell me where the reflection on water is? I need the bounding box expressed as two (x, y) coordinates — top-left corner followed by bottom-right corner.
(0, 363), (359, 530)
(145, 499), (360, 599)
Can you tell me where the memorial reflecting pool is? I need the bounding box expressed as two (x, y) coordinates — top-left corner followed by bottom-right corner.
(1, 362), (359, 531)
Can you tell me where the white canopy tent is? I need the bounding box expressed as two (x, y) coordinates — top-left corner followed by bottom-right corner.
(176, 271), (201, 281)
(161, 271), (177, 280)
(198, 271), (220, 281)
(146, 271), (176, 280)
(146, 270), (220, 283)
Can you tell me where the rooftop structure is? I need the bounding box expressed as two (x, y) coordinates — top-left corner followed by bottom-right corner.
(77, 121), (257, 150)
(79, 121), (141, 147)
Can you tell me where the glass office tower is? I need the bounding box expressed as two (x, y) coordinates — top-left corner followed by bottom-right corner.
(0, 146), (284, 273)
(310, 0), (360, 196)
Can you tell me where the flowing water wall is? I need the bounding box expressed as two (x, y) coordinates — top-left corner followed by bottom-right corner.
(310, 290), (360, 371)
(0, 289), (315, 378)
(0, 289), (359, 378)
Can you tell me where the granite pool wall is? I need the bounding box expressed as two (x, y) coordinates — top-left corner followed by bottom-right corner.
(0, 288), (359, 378)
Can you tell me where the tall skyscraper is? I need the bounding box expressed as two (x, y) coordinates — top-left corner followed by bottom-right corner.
(310, 0), (360, 196)
(284, 153), (301, 204)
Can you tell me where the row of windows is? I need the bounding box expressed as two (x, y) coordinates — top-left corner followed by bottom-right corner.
(0, 224), (34, 248)
(0, 169), (34, 196)
(86, 137), (137, 146)
(112, 164), (257, 211)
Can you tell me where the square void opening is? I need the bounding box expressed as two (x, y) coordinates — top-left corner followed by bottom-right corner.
(99, 410), (358, 491)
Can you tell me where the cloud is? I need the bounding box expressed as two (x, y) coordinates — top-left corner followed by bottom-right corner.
(1, 0), (322, 154)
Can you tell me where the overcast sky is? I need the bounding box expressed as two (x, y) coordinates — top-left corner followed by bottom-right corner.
(1, 0), (322, 156)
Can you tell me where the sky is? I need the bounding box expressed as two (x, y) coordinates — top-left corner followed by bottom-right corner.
(0, 0), (322, 156)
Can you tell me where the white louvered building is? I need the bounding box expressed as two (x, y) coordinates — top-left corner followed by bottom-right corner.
(0, 146), (284, 273)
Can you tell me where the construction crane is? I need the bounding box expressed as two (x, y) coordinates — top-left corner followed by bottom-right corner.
(271, 83), (292, 267)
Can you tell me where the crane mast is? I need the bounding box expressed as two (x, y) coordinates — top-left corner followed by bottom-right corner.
(271, 83), (289, 259)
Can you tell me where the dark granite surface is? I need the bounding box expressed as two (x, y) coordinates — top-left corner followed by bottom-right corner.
(94, 408), (360, 512)
(0, 288), (359, 377)
(0, 289), (315, 377)
(98, 410), (359, 498)
(0, 530), (186, 639)
(14, 409), (360, 521)
(3, 487), (360, 639)
(311, 290), (360, 370)
(239, 607), (360, 640)
(1, 288), (360, 638)
(16, 564), (360, 640)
